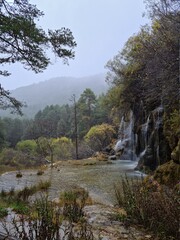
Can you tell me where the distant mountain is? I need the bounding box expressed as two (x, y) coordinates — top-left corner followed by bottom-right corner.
(4, 74), (108, 118)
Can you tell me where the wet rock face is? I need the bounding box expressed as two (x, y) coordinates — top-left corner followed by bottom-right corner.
(135, 107), (171, 171)
(171, 139), (180, 164)
(114, 107), (171, 171)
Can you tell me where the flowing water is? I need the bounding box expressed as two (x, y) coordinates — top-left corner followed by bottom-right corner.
(0, 160), (144, 205)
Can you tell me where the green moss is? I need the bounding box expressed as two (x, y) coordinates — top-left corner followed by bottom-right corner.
(10, 201), (30, 215)
(154, 160), (180, 187)
(171, 139), (180, 164)
(163, 110), (180, 150)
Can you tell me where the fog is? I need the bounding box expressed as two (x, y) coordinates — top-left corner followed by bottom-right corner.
(1, 0), (148, 90)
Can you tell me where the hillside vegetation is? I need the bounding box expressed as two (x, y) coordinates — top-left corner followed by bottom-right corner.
(1, 74), (107, 118)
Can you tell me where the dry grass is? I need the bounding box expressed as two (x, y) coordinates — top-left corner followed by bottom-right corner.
(53, 157), (110, 168)
(0, 165), (16, 175)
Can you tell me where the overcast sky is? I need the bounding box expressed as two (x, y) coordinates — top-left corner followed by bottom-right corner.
(1, 0), (149, 90)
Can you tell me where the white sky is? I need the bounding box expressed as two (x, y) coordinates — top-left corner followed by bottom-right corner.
(1, 0), (149, 90)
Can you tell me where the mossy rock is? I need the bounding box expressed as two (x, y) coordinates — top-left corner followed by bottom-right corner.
(154, 160), (180, 187)
(171, 139), (180, 164)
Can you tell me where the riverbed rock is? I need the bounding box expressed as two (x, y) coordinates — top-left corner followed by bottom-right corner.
(108, 155), (117, 160)
(83, 204), (155, 240)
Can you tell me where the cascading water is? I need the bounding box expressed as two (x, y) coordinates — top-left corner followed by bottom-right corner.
(154, 106), (163, 166)
(141, 115), (150, 150)
(113, 105), (168, 171)
(114, 111), (136, 160)
(137, 115), (150, 159)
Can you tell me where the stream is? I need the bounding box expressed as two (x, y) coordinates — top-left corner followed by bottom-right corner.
(0, 160), (144, 205)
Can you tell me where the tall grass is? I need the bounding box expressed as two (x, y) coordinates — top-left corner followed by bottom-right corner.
(60, 188), (89, 223)
(1, 190), (94, 240)
(0, 180), (51, 215)
(114, 175), (179, 239)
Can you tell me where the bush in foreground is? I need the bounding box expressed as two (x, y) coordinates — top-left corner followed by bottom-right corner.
(114, 176), (179, 240)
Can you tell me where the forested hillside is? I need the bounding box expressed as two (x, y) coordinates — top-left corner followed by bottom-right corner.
(1, 74), (107, 118)
(0, 87), (112, 161)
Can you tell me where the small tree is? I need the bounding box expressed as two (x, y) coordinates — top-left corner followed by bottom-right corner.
(77, 88), (97, 136)
(70, 94), (79, 159)
(84, 123), (115, 152)
(16, 139), (37, 155)
(53, 137), (73, 160)
(36, 137), (55, 166)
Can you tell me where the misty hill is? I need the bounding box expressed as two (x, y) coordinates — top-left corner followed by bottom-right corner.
(9, 74), (108, 118)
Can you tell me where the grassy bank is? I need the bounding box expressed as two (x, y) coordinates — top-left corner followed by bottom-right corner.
(0, 165), (17, 176)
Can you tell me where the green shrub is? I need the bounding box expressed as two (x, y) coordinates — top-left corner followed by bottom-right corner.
(0, 147), (40, 168)
(53, 137), (74, 160)
(16, 139), (37, 154)
(17, 186), (36, 201)
(61, 188), (89, 223)
(16, 181), (51, 201)
(37, 180), (51, 191)
(0, 188), (7, 198)
(84, 123), (115, 151)
(0, 148), (18, 166)
(0, 206), (8, 218)
(163, 110), (180, 150)
(0, 181), (51, 210)
(11, 201), (30, 215)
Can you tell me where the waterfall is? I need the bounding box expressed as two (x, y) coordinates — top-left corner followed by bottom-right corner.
(155, 106), (163, 129)
(143, 115), (150, 149)
(154, 106), (163, 166)
(114, 111), (136, 160)
(138, 115), (150, 157)
(114, 104), (166, 169)
(137, 106), (165, 171)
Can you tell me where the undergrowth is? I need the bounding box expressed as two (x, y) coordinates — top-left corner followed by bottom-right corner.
(0, 180), (51, 215)
(60, 187), (89, 223)
(0, 188), (94, 240)
(114, 175), (180, 240)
